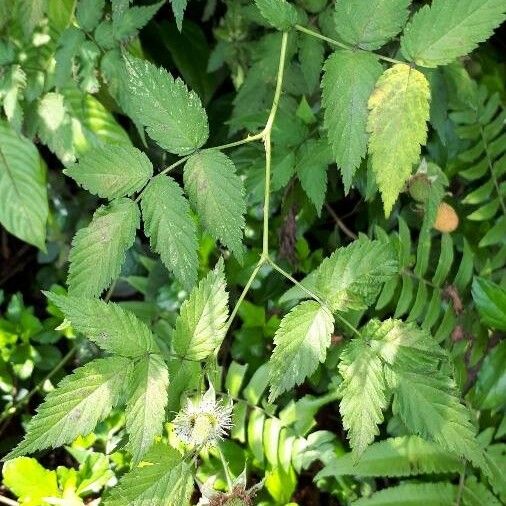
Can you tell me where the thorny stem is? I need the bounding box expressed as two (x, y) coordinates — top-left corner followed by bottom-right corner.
(294, 25), (406, 66)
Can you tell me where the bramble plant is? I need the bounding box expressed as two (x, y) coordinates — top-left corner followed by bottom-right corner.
(0, 0), (506, 504)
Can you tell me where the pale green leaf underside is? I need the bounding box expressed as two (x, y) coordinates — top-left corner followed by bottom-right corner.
(401, 0), (506, 67)
(141, 175), (198, 290)
(124, 55), (208, 155)
(281, 237), (398, 312)
(125, 354), (169, 464)
(268, 300), (334, 401)
(367, 63), (430, 215)
(5, 356), (132, 460)
(64, 145), (153, 199)
(45, 293), (158, 357)
(322, 50), (382, 191)
(184, 150), (246, 261)
(334, 0), (411, 50)
(0, 121), (47, 250)
(255, 0), (298, 30)
(67, 197), (139, 298)
(103, 444), (193, 506)
(172, 259), (229, 361)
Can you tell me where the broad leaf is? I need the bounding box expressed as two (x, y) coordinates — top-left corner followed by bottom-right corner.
(141, 175), (198, 290)
(321, 50), (382, 191)
(281, 237), (398, 312)
(172, 259), (229, 361)
(255, 0), (298, 30)
(123, 55), (208, 155)
(472, 277), (506, 331)
(367, 63), (430, 215)
(295, 139), (332, 215)
(64, 145), (153, 199)
(0, 121), (47, 250)
(339, 338), (388, 455)
(298, 35), (324, 94)
(112, 1), (163, 40)
(474, 341), (506, 411)
(45, 293), (158, 357)
(268, 301), (334, 401)
(125, 354), (169, 464)
(334, 0), (411, 50)
(401, 0), (506, 67)
(76, 0), (105, 31)
(317, 436), (461, 479)
(184, 150), (246, 261)
(67, 198), (139, 298)
(5, 356), (132, 460)
(103, 444), (193, 506)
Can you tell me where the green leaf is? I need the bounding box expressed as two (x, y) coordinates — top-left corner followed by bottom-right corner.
(298, 35), (324, 94)
(141, 175), (198, 290)
(55, 28), (85, 88)
(64, 145), (153, 199)
(172, 259), (229, 361)
(3, 457), (61, 505)
(401, 0), (506, 67)
(112, 1), (164, 40)
(353, 482), (456, 506)
(45, 293), (158, 357)
(125, 354), (169, 464)
(472, 277), (506, 331)
(322, 50), (383, 191)
(67, 198), (140, 298)
(4, 356), (132, 460)
(255, 0), (298, 30)
(76, 0), (105, 31)
(463, 478), (502, 506)
(339, 338), (388, 455)
(123, 55), (208, 155)
(295, 139), (332, 215)
(367, 63), (430, 215)
(281, 237), (398, 312)
(184, 150), (246, 261)
(334, 0), (411, 50)
(268, 301), (334, 401)
(316, 436), (461, 479)
(0, 121), (47, 250)
(474, 341), (506, 411)
(170, 0), (188, 31)
(103, 444), (193, 506)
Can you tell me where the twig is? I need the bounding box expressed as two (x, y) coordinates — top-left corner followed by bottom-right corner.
(325, 203), (357, 240)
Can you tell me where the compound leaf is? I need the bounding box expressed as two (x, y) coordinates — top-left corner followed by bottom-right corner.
(67, 198), (139, 298)
(268, 301), (334, 401)
(141, 175), (198, 290)
(367, 63), (430, 215)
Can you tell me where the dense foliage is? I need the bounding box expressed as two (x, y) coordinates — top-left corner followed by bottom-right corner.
(0, 0), (505, 504)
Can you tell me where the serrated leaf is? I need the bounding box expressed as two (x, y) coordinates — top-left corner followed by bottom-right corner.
(295, 139), (332, 216)
(141, 175), (198, 290)
(334, 0), (411, 50)
(103, 444), (193, 506)
(298, 35), (324, 93)
(170, 0), (187, 31)
(4, 356), (132, 460)
(316, 436), (461, 479)
(112, 1), (164, 40)
(184, 150), (246, 261)
(67, 198), (139, 298)
(367, 63), (430, 215)
(353, 482), (456, 506)
(55, 27), (86, 88)
(172, 259), (229, 361)
(401, 0), (506, 67)
(76, 0), (105, 31)
(125, 354), (169, 464)
(45, 293), (158, 357)
(64, 145), (153, 199)
(123, 55), (208, 155)
(268, 301), (334, 401)
(281, 237), (398, 312)
(339, 338), (388, 455)
(0, 121), (47, 250)
(255, 0), (298, 30)
(322, 50), (383, 191)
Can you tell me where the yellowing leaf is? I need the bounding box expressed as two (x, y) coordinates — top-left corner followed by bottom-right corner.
(367, 64), (430, 215)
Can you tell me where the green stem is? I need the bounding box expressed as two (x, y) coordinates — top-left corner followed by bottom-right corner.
(455, 462), (467, 506)
(294, 24), (405, 66)
(217, 445), (234, 491)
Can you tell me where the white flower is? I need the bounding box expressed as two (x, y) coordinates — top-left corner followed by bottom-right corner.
(173, 384), (233, 448)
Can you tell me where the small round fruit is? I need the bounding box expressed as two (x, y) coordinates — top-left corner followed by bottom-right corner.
(434, 202), (459, 233)
(408, 174), (431, 202)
